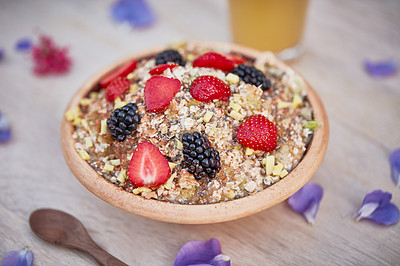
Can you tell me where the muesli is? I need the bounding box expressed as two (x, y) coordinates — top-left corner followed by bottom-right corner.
(65, 43), (318, 204)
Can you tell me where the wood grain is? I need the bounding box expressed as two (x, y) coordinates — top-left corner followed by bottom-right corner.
(0, 0), (399, 265)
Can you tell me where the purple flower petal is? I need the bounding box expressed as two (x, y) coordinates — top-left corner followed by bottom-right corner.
(364, 59), (398, 77)
(0, 48), (4, 61)
(390, 148), (400, 187)
(15, 37), (33, 52)
(111, 0), (155, 28)
(1, 246), (34, 266)
(0, 111), (12, 143)
(288, 183), (323, 224)
(174, 238), (231, 266)
(355, 190), (399, 226)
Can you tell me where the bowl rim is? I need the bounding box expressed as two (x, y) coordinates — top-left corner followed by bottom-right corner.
(60, 41), (329, 224)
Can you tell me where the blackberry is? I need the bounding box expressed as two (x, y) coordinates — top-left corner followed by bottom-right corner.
(155, 49), (185, 66)
(107, 103), (140, 142)
(231, 64), (271, 90)
(181, 132), (221, 180)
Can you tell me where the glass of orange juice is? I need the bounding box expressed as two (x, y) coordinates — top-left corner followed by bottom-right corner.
(228, 0), (309, 60)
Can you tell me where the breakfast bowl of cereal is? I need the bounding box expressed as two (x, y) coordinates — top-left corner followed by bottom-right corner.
(61, 41), (328, 224)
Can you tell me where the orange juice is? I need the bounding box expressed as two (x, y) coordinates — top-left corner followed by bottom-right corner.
(229, 0), (309, 53)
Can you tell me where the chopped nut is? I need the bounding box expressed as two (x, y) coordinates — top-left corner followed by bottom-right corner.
(168, 162), (177, 170)
(110, 159), (121, 166)
(72, 117), (82, 126)
(264, 155), (275, 175)
(78, 149), (90, 160)
(175, 139), (183, 150)
(272, 163), (284, 176)
(245, 147), (254, 156)
(81, 119), (89, 131)
(203, 111), (213, 123)
(163, 173), (176, 190)
(103, 163), (114, 172)
(79, 98), (92, 106)
(292, 94), (303, 109)
(277, 101), (293, 109)
(223, 188), (236, 199)
(279, 169), (288, 178)
(100, 119), (108, 135)
(84, 137), (93, 148)
(229, 101), (241, 112)
(89, 91), (98, 99)
(132, 187), (152, 194)
(114, 97), (127, 109)
(130, 84), (138, 93)
(229, 110), (243, 120)
(187, 54), (195, 61)
(226, 73), (239, 84)
(65, 107), (81, 122)
(116, 169), (127, 183)
(127, 73), (135, 80)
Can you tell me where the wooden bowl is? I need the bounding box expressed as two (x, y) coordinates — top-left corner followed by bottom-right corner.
(60, 42), (329, 224)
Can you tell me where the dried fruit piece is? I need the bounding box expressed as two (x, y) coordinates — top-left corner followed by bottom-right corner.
(105, 77), (130, 102)
(193, 52), (235, 72)
(100, 59), (137, 88)
(236, 114), (277, 152)
(144, 76), (181, 112)
(190, 75), (231, 102)
(128, 141), (171, 188)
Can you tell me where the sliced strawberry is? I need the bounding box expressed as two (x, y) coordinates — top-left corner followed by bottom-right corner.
(192, 52), (235, 72)
(149, 63), (178, 75)
(99, 59), (137, 88)
(190, 75), (231, 102)
(236, 114), (278, 152)
(144, 76), (181, 112)
(223, 53), (246, 65)
(105, 77), (130, 102)
(128, 141), (171, 188)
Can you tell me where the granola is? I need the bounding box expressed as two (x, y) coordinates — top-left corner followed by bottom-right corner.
(66, 43), (316, 204)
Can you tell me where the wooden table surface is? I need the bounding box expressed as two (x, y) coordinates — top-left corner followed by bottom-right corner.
(1, 0), (399, 265)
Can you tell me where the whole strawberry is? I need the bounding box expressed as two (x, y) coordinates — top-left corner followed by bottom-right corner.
(190, 75), (231, 102)
(236, 114), (278, 152)
(105, 77), (130, 102)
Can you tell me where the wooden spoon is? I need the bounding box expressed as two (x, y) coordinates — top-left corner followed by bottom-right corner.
(29, 208), (128, 266)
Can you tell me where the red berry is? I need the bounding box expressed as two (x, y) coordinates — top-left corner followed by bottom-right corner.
(193, 52), (235, 72)
(149, 63), (178, 75)
(236, 115), (278, 152)
(190, 75), (231, 102)
(223, 53), (246, 65)
(100, 59), (137, 88)
(128, 141), (171, 188)
(105, 77), (130, 102)
(144, 76), (181, 112)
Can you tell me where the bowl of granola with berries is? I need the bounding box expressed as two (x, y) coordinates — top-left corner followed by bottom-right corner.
(61, 41), (329, 224)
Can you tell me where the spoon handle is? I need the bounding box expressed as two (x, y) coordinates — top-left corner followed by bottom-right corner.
(83, 239), (128, 266)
